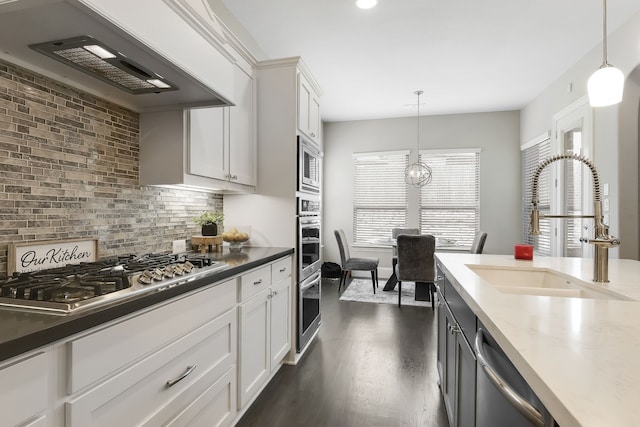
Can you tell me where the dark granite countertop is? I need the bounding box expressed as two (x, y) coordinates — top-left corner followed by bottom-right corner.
(0, 247), (293, 363)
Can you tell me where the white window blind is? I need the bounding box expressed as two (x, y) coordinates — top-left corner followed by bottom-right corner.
(419, 149), (480, 248)
(352, 150), (409, 245)
(521, 135), (551, 255)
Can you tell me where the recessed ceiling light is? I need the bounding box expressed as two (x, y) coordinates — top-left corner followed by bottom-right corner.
(356, 0), (377, 10)
(83, 44), (116, 59)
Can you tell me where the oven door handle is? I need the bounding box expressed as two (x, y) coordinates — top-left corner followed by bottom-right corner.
(299, 217), (321, 225)
(300, 272), (321, 290)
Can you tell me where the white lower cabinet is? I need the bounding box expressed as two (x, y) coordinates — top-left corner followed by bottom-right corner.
(66, 308), (237, 426)
(238, 257), (292, 409)
(0, 351), (48, 427)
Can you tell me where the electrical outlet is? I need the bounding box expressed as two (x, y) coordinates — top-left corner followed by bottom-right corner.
(172, 240), (186, 254)
(603, 198), (610, 212)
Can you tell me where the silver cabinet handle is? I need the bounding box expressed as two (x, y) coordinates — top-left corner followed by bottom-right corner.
(272, 290), (278, 296)
(166, 365), (196, 387)
(279, 267), (286, 272)
(475, 329), (544, 427)
(448, 324), (461, 334)
(253, 279), (263, 286)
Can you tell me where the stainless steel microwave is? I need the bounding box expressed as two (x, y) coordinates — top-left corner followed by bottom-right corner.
(298, 135), (322, 194)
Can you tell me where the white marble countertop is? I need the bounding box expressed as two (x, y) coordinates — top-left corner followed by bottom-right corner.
(435, 253), (640, 427)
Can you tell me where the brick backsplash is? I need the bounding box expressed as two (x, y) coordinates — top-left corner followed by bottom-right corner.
(0, 59), (223, 277)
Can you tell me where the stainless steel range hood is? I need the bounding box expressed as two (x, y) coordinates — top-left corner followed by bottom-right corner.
(0, 0), (235, 112)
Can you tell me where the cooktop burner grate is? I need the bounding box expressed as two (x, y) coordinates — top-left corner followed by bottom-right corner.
(0, 253), (225, 314)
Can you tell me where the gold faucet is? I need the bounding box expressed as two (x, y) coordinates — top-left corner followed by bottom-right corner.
(530, 153), (620, 283)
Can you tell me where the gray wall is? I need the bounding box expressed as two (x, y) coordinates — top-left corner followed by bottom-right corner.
(322, 111), (520, 275)
(520, 10), (640, 260)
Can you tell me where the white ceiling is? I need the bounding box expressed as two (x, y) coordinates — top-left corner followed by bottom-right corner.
(222, 0), (640, 122)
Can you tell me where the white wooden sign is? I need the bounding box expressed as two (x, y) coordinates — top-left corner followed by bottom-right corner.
(8, 238), (99, 275)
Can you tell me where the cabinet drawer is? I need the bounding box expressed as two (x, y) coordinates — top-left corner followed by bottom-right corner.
(66, 308), (237, 426)
(0, 352), (47, 427)
(68, 278), (236, 394)
(239, 265), (271, 301)
(271, 256), (291, 284)
(444, 278), (476, 347)
(146, 365), (236, 427)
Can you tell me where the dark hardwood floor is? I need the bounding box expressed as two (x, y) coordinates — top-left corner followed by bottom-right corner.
(236, 278), (450, 427)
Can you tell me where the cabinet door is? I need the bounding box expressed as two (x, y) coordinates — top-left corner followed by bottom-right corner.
(229, 64), (256, 186)
(238, 288), (270, 408)
(455, 334), (476, 427)
(436, 290), (446, 390)
(297, 74), (311, 138)
(188, 107), (227, 180)
(443, 308), (457, 426)
(270, 277), (291, 371)
(308, 92), (321, 142)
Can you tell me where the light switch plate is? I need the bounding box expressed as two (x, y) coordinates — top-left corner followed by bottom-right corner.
(603, 183), (609, 196)
(603, 199), (610, 212)
(172, 240), (186, 254)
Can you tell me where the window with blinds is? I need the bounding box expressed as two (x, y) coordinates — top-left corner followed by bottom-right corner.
(521, 135), (551, 255)
(419, 149), (480, 248)
(352, 150), (409, 245)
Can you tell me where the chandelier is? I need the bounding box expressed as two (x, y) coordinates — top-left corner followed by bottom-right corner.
(404, 90), (432, 187)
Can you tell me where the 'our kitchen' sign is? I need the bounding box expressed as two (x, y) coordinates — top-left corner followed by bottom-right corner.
(8, 238), (99, 275)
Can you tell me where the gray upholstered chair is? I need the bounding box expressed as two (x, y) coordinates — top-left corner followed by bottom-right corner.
(334, 229), (379, 293)
(391, 228), (420, 256)
(470, 232), (488, 254)
(395, 234), (436, 308)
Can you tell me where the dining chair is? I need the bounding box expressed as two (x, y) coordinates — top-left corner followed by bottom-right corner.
(334, 229), (379, 293)
(391, 228), (420, 256)
(395, 234), (436, 308)
(470, 232), (488, 254)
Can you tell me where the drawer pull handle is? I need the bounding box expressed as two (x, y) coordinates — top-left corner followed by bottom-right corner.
(253, 279), (263, 286)
(279, 267), (286, 272)
(166, 365), (196, 387)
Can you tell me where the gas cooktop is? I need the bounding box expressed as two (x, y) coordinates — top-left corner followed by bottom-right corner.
(0, 253), (228, 315)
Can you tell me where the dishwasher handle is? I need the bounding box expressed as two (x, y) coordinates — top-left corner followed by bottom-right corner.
(475, 328), (544, 427)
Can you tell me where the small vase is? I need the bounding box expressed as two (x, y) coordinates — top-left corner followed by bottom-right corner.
(201, 224), (217, 236)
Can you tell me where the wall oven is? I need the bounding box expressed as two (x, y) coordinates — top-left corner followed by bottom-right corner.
(296, 192), (322, 352)
(297, 270), (321, 352)
(297, 194), (321, 281)
(298, 135), (322, 194)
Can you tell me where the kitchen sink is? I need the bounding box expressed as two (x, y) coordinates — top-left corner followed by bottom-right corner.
(465, 265), (631, 300)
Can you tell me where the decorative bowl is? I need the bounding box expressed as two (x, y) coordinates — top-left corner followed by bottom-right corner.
(222, 226), (251, 252)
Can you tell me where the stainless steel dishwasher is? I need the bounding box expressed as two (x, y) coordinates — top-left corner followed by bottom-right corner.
(475, 327), (556, 427)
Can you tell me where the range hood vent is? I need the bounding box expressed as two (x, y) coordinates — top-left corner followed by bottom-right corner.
(0, 0), (235, 112)
(30, 35), (177, 95)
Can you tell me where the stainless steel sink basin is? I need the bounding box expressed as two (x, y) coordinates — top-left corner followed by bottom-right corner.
(465, 265), (631, 300)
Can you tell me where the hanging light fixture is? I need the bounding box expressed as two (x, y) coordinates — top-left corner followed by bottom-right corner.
(587, 0), (624, 107)
(405, 90), (432, 187)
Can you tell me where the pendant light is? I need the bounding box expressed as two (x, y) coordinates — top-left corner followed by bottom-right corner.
(587, 0), (624, 107)
(404, 90), (432, 187)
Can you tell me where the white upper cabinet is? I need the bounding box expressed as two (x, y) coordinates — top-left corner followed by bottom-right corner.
(139, 4), (257, 193)
(297, 72), (322, 144)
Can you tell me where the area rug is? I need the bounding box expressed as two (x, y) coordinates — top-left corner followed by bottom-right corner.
(339, 279), (432, 308)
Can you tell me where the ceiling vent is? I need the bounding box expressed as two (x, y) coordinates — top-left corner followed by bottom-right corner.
(29, 35), (177, 95)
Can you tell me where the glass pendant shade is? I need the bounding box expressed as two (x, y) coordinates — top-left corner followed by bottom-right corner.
(405, 161), (432, 186)
(588, 64), (624, 107)
(404, 90), (432, 187)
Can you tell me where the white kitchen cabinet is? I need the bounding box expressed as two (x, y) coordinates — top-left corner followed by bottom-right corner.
(0, 351), (48, 427)
(66, 280), (238, 426)
(238, 256), (292, 408)
(238, 287), (270, 409)
(188, 62), (255, 187)
(297, 72), (321, 144)
(140, 41), (256, 192)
